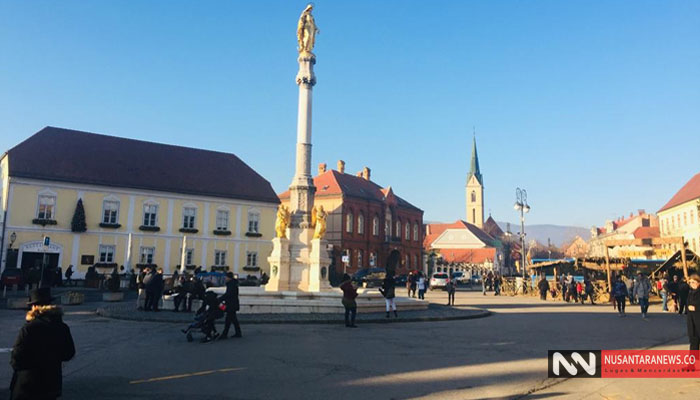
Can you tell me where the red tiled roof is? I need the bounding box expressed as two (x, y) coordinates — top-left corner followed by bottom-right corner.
(436, 248), (496, 264)
(423, 220), (496, 248)
(633, 226), (660, 239)
(278, 170), (421, 211)
(659, 172), (700, 213)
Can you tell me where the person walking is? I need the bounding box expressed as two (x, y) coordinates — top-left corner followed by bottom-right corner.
(218, 272), (242, 339)
(633, 272), (652, 319)
(10, 288), (75, 400)
(627, 276), (637, 305)
(417, 273), (426, 300)
(339, 274), (358, 328)
(493, 273), (502, 296)
(379, 274), (397, 318)
(678, 277), (690, 315)
(538, 275), (549, 301)
(660, 274), (669, 312)
(64, 265), (73, 287)
(172, 276), (187, 312)
(142, 268), (155, 311)
(560, 274), (568, 302)
(584, 277), (595, 305)
(445, 279), (456, 306)
(481, 273), (487, 296)
(686, 274), (700, 352)
(137, 267), (148, 310)
(612, 275), (628, 317)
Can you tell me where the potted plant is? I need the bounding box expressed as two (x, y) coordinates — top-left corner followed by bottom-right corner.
(61, 291), (84, 305)
(102, 268), (124, 302)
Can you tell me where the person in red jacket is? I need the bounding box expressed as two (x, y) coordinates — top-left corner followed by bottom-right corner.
(339, 274), (358, 327)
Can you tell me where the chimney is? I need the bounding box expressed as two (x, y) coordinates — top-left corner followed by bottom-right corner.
(362, 166), (371, 181)
(318, 163), (327, 175)
(356, 171), (362, 177)
(337, 160), (345, 174)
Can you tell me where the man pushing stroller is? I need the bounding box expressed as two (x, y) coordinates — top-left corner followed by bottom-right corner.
(181, 291), (224, 343)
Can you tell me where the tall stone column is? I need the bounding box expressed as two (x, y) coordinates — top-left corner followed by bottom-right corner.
(289, 52), (317, 228)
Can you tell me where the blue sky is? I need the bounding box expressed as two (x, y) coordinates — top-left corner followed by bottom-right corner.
(1, 1), (698, 228)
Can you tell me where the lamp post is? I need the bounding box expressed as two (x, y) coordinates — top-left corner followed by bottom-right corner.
(514, 188), (531, 286)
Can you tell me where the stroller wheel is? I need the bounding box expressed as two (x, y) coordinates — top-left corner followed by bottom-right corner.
(186, 332), (193, 342)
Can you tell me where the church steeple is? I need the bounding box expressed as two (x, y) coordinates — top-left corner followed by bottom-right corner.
(466, 131), (485, 228)
(468, 134), (483, 185)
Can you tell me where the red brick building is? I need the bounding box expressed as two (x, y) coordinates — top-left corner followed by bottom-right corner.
(279, 161), (424, 280)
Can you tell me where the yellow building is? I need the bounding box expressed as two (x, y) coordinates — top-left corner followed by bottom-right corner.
(658, 172), (700, 254)
(0, 127), (279, 279)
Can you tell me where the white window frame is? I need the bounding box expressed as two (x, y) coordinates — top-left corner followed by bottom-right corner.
(36, 191), (57, 220)
(357, 249), (363, 268)
(246, 251), (258, 267)
(247, 210), (260, 233)
(143, 202), (159, 227)
(139, 247), (155, 264)
(102, 197), (120, 224)
(214, 250), (227, 266)
(185, 248), (194, 266)
(396, 221), (401, 238)
(358, 214), (364, 235)
(372, 216), (379, 236)
(216, 209), (230, 231)
(182, 206), (197, 229)
(99, 244), (116, 263)
(346, 211), (354, 233)
(413, 224), (419, 241)
(405, 223), (410, 240)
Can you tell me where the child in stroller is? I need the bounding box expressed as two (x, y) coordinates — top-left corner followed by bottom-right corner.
(181, 291), (225, 343)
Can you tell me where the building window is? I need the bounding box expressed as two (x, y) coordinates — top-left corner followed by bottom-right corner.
(185, 248), (194, 266)
(414, 255), (418, 269)
(102, 200), (120, 224)
(357, 250), (363, 268)
(143, 204), (158, 227)
(139, 247), (155, 264)
(372, 216), (379, 236)
(405, 255), (410, 269)
(471, 191), (476, 202)
(37, 195), (56, 219)
(405, 223), (410, 240)
(183, 207), (196, 229)
(247, 211), (259, 233)
(246, 251), (258, 267)
(396, 221), (401, 239)
(385, 220), (390, 241)
(413, 224), (419, 241)
(216, 210), (229, 230)
(214, 250), (227, 266)
(346, 211), (354, 233)
(358, 214), (364, 234)
(369, 252), (377, 267)
(99, 245), (115, 263)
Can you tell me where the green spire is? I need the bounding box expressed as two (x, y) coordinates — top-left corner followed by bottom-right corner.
(468, 133), (483, 185)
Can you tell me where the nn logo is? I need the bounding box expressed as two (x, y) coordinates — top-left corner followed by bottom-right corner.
(548, 350), (601, 378)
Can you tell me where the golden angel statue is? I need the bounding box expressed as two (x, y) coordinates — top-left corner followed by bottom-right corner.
(297, 4), (319, 54)
(275, 205), (291, 238)
(312, 205), (327, 239)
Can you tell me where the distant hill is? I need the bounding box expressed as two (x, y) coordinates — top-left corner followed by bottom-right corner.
(496, 222), (589, 248)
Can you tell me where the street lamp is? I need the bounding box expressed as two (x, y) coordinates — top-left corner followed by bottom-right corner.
(514, 188), (530, 287)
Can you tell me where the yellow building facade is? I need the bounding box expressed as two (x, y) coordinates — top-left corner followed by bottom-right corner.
(0, 127), (279, 278)
(658, 173), (700, 254)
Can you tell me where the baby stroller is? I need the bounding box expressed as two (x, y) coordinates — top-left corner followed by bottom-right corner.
(181, 291), (225, 343)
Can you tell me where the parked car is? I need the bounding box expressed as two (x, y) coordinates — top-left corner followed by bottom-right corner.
(0, 268), (24, 289)
(429, 273), (449, 290)
(451, 271), (469, 285)
(352, 268), (386, 288)
(394, 274), (408, 286)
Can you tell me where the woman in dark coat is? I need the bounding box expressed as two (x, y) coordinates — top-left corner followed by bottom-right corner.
(379, 274), (397, 318)
(339, 274), (358, 327)
(11, 288), (75, 400)
(686, 274), (700, 351)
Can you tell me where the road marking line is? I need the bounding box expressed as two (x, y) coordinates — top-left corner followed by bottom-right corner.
(0, 348), (12, 353)
(129, 368), (244, 384)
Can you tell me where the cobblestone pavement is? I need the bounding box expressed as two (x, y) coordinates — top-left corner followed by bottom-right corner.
(0, 290), (695, 400)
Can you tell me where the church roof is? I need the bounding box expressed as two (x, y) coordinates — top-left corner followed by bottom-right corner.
(5, 126), (280, 204)
(424, 220), (496, 248)
(483, 216), (504, 238)
(278, 170), (422, 212)
(658, 172), (700, 213)
(467, 135), (483, 185)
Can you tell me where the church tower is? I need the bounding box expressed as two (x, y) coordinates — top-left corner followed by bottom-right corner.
(466, 135), (484, 228)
